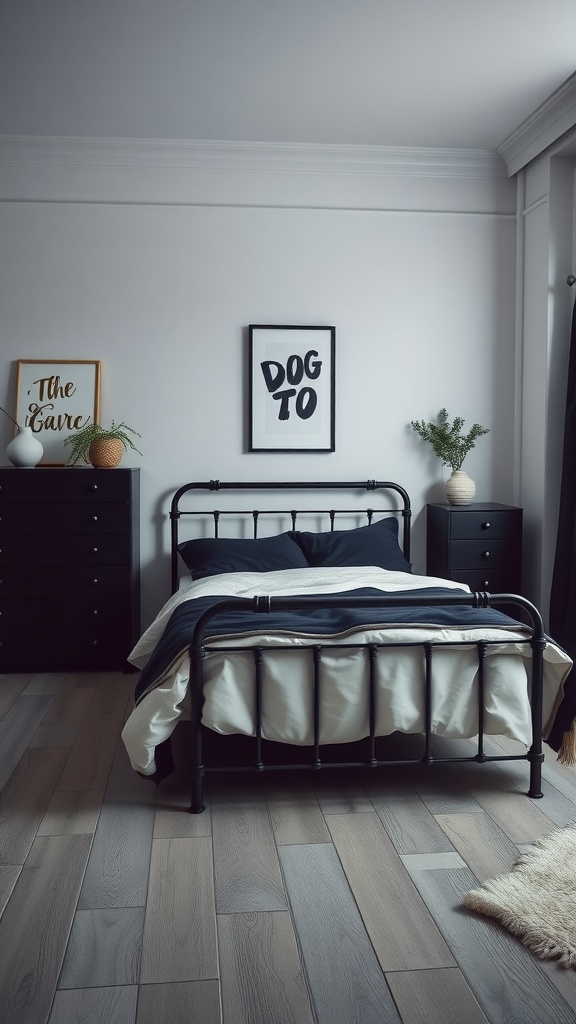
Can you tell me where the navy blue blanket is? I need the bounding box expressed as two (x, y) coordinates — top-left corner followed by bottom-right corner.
(134, 586), (526, 705)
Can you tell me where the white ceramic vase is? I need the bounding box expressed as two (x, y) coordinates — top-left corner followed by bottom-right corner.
(444, 469), (476, 505)
(6, 426), (44, 468)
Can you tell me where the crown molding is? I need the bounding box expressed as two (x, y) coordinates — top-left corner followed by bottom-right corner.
(498, 72), (576, 176)
(0, 135), (507, 179)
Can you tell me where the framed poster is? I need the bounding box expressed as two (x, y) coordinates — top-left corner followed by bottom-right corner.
(15, 359), (101, 465)
(249, 325), (335, 452)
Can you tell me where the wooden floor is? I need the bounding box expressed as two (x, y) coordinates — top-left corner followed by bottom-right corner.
(2, 670), (576, 1024)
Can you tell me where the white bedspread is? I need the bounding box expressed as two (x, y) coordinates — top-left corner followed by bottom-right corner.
(122, 567), (572, 776)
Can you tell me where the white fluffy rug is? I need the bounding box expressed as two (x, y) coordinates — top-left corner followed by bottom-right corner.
(464, 822), (576, 967)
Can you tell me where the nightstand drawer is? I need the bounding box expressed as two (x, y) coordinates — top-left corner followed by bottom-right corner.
(444, 568), (522, 593)
(449, 510), (520, 540)
(448, 538), (521, 570)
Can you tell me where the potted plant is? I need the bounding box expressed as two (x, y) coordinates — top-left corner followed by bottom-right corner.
(410, 408), (489, 504)
(63, 421), (142, 468)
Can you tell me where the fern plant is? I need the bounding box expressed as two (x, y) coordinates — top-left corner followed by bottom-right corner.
(63, 421), (142, 466)
(410, 408), (489, 472)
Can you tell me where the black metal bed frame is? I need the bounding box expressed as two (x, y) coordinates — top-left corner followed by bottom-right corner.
(169, 480), (545, 813)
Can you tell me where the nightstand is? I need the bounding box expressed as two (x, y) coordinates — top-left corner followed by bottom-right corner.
(0, 466), (140, 671)
(426, 502), (523, 593)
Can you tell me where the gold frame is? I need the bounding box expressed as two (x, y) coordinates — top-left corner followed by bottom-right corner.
(14, 359), (101, 466)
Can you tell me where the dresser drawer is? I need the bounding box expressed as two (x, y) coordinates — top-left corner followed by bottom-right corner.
(0, 467), (134, 502)
(0, 564), (132, 597)
(0, 533), (130, 566)
(0, 626), (130, 664)
(0, 502), (131, 535)
(448, 509), (520, 540)
(448, 538), (521, 570)
(0, 596), (129, 627)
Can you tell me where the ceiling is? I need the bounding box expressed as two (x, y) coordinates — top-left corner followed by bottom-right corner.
(1, 0), (575, 151)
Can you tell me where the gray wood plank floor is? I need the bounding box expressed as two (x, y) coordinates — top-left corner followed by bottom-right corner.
(1, 669), (576, 1024)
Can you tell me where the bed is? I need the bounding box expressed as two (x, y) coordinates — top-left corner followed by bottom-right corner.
(121, 479), (573, 812)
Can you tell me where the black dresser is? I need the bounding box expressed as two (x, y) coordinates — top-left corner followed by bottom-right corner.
(0, 466), (140, 672)
(426, 502), (523, 593)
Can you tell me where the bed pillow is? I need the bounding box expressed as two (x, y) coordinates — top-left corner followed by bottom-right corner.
(289, 517), (411, 573)
(178, 531), (308, 579)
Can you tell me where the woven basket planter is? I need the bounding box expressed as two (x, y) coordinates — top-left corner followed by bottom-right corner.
(88, 437), (124, 469)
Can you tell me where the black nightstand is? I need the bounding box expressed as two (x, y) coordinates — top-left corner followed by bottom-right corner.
(426, 502), (523, 593)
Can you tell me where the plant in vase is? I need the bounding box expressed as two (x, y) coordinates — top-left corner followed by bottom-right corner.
(410, 408), (489, 505)
(0, 403), (44, 467)
(63, 421), (142, 468)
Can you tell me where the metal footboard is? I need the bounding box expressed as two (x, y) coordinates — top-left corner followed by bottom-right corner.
(187, 592), (546, 813)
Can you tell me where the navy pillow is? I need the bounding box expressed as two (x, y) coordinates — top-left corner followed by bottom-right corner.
(178, 531), (308, 579)
(289, 517), (411, 573)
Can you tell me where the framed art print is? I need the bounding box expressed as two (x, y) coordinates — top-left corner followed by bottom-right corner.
(249, 325), (335, 452)
(15, 359), (101, 465)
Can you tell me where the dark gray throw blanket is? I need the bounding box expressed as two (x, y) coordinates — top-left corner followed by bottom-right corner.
(134, 586), (527, 706)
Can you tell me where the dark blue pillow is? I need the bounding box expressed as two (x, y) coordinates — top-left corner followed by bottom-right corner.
(178, 531), (308, 579)
(289, 517), (411, 573)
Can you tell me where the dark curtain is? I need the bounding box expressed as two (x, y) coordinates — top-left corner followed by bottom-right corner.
(548, 294), (576, 751)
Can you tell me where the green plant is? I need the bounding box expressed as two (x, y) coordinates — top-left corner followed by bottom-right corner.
(63, 421), (142, 466)
(410, 408), (489, 472)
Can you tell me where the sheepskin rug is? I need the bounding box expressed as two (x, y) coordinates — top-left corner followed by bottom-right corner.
(464, 822), (576, 967)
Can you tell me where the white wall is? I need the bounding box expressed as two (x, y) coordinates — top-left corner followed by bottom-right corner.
(0, 140), (517, 628)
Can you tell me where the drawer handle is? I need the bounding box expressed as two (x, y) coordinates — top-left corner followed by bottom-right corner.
(90, 578), (99, 586)
(92, 640), (99, 646)
(483, 580), (490, 588)
(481, 551), (490, 559)
(90, 515), (99, 523)
(93, 609), (99, 615)
(90, 484), (98, 491)
(91, 547), (99, 555)
(482, 521), (491, 530)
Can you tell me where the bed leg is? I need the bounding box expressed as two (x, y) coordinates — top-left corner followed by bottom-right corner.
(528, 751), (544, 799)
(189, 765), (206, 813)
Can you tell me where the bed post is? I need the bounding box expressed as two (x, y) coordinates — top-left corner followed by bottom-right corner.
(528, 633), (546, 798)
(189, 640), (206, 813)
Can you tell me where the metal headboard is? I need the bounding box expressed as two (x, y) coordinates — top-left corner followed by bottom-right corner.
(169, 479), (412, 594)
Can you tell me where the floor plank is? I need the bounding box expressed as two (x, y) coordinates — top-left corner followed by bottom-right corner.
(48, 985), (138, 1024)
(433, 812), (520, 881)
(326, 812), (456, 971)
(279, 842), (403, 1024)
(0, 834), (92, 1024)
(136, 981), (221, 1024)
(218, 912), (315, 1024)
(140, 837), (219, 983)
(386, 967), (490, 1024)
(59, 907), (145, 988)
(0, 748), (70, 863)
(211, 783), (288, 913)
